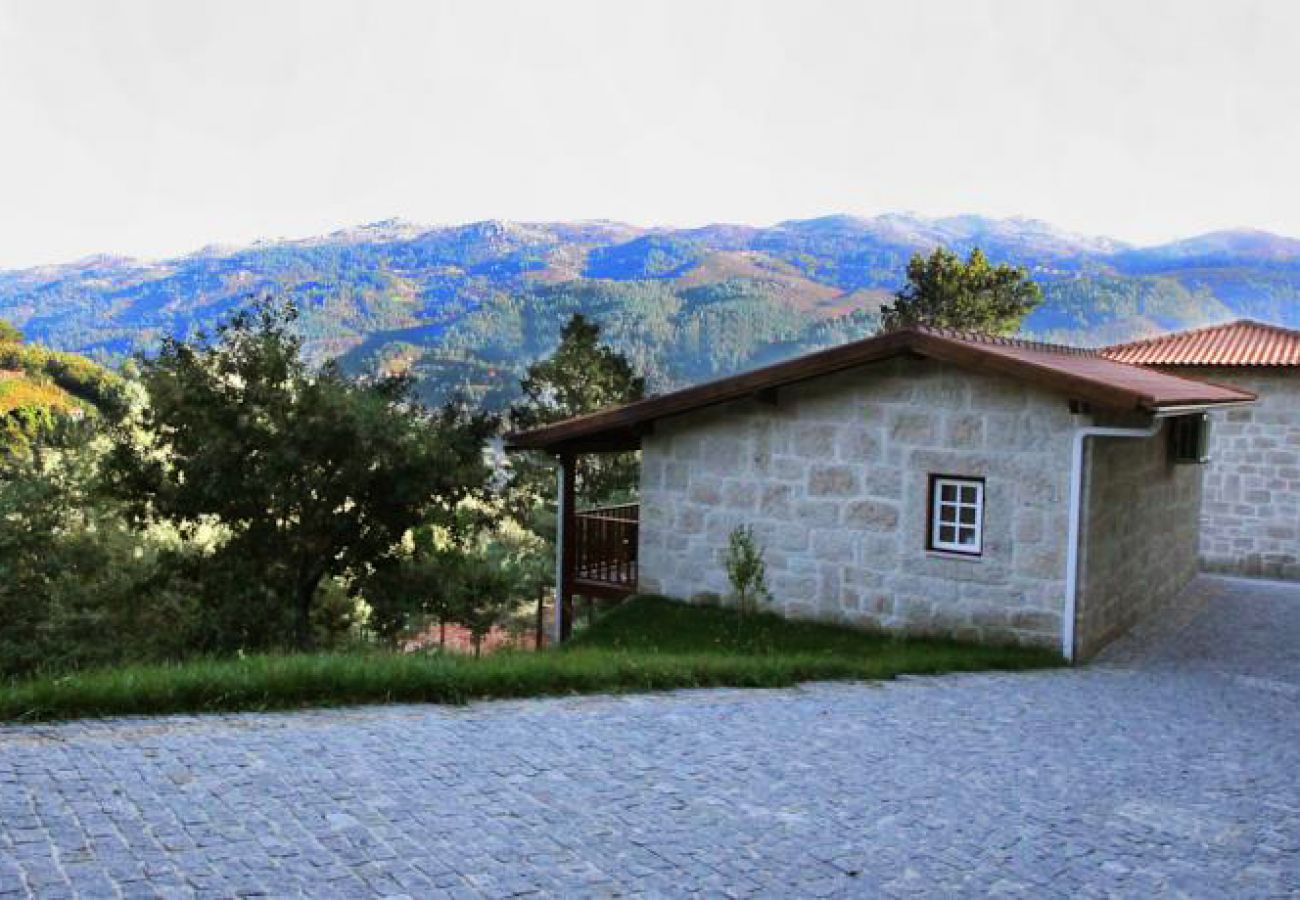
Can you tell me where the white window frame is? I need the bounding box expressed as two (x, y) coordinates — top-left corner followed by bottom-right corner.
(929, 476), (984, 556)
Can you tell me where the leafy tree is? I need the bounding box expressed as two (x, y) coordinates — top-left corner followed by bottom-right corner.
(0, 338), (127, 466)
(879, 247), (1042, 335)
(364, 514), (549, 655)
(0, 436), (199, 678)
(0, 341), (125, 413)
(108, 297), (496, 650)
(2, 403), (68, 471)
(512, 542), (556, 649)
(452, 544), (521, 657)
(361, 530), (465, 646)
(508, 313), (646, 508)
(310, 578), (372, 649)
(0, 319), (21, 343)
(477, 515), (554, 649)
(725, 525), (770, 617)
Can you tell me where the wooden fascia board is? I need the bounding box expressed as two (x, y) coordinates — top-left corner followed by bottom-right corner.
(908, 332), (1146, 412)
(503, 329), (1252, 453)
(506, 330), (912, 451)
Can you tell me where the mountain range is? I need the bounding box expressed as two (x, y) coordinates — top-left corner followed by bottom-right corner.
(2, 213), (1298, 409)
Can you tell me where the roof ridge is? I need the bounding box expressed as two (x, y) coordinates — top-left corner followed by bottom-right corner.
(1102, 318), (1300, 352)
(1217, 318), (1300, 339)
(915, 325), (1099, 357)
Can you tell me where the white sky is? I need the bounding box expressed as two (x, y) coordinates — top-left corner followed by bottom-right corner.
(0, 0), (1297, 268)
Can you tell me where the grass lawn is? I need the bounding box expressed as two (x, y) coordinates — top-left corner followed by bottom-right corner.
(0, 596), (1061, 723)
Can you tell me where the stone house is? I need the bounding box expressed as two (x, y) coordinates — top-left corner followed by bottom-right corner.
(508, 327), (1253, 662)
(1104, 319), (1300, 580)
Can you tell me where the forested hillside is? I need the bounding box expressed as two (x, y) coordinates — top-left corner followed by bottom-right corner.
(2, 214), (1298, 408)
(0, 325), (122, 458)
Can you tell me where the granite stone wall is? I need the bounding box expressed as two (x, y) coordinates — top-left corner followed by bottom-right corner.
(1173, 369), (1300, 581)
(1075, 420), (1203, 659)
(636, 357), (1079, 649)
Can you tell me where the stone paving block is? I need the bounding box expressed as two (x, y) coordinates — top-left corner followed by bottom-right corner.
(0, 576), (1297, 897)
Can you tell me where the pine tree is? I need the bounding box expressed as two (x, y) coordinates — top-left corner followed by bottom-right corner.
(879, 247), (1042, 336)
(507, 314), (645, 510)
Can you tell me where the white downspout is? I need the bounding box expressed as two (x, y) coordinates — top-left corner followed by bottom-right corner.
(1062, 418), (1163, 663)
(553, 455), (568, 646)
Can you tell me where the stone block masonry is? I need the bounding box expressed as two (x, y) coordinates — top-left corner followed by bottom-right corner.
(1076, 419), (1203, 659)
(1176, 369), (1300, 581)
(638, 356), (1080, 649)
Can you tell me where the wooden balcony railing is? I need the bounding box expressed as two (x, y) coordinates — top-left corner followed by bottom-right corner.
(573, 503), (639, 597)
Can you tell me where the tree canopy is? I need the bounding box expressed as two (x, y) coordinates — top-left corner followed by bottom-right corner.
(508, 313), (645, 506)
(511, 313), (645, 433)
(108, 297), (496, 649)
(879, 247), (1042, 336)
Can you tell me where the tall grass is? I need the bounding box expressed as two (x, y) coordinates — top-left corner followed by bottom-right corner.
(0, 596), (1061, 723)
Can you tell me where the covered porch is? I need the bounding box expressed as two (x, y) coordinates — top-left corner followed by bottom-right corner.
(552, 449), (642, 639)
(509, 423), (648, 641)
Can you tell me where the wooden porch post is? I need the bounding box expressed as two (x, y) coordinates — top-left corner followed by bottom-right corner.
(556, 451), (577, 642)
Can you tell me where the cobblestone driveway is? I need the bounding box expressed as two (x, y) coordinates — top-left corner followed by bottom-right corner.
(2, 576), (1297, 898)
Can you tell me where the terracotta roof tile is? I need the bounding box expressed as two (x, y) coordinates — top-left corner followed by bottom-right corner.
(1102, 319), (1300, 367)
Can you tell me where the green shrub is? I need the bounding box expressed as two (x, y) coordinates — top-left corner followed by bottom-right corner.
(0, 466), (203, 679)
(725, 525), (770, 616)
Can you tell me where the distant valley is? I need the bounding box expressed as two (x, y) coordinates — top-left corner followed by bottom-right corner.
(2, 214), (1298, 409)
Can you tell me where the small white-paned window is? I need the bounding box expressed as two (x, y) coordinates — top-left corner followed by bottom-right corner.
(929, 476), (984, 556)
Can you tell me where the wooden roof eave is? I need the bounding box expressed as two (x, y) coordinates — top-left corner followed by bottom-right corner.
(905, 331), (1147, 413)
(504, 330), (914, 453)
(503, 327), (1255, 455)
(908, 332), (1255, 412)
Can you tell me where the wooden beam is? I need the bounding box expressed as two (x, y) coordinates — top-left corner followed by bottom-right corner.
(558, 452), (577, 642)
(555, 436), (643, 455)
(573, 579), (638, 601)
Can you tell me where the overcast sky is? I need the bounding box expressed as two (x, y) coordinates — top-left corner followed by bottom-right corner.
(0, 0), (1296, 268)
